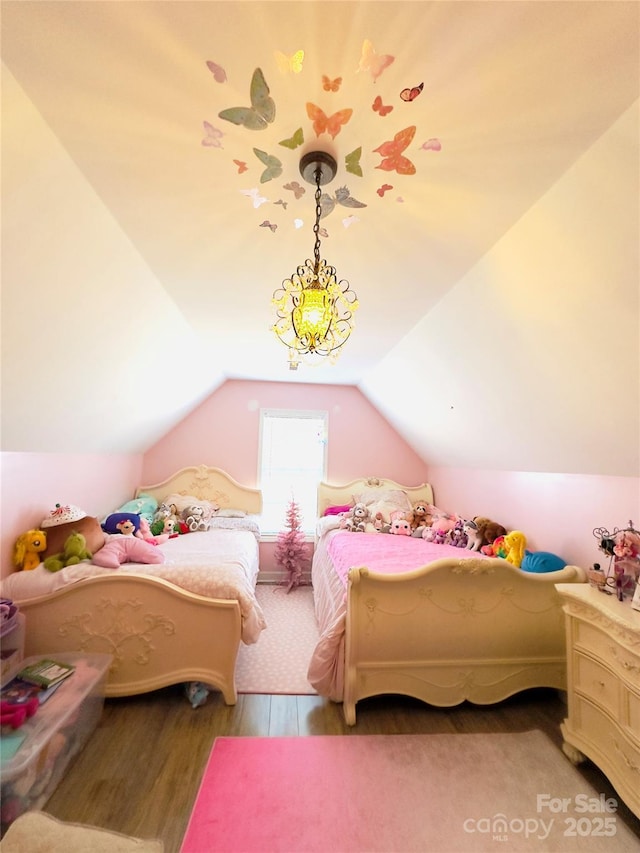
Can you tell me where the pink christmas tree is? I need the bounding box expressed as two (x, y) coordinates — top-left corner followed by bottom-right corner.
(274, 497), (310, 593)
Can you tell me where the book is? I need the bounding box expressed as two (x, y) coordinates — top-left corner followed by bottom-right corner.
(16, 658), (75, 688)
(1, 677), (64, 706)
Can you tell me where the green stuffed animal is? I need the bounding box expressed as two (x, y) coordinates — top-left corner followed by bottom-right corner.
(43, 531), (92, 573)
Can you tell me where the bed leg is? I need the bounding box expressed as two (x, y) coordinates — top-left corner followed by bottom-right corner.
(343, 701), (356, 726)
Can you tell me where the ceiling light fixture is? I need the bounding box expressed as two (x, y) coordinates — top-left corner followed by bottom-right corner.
(271, 151), (358, 370)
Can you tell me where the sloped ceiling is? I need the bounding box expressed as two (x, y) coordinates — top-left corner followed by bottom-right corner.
(1, 1), (638, 474)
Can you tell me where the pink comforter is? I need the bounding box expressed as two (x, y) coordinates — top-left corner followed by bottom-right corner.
(308, 530), (486, 700)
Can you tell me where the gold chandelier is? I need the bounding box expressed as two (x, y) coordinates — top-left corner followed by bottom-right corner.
(271, 152), (358, 369)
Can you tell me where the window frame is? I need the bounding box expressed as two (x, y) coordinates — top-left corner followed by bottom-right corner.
(257, 407), (328, 540)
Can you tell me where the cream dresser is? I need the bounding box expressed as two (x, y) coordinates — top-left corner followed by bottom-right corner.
(556, 583), (640, 819)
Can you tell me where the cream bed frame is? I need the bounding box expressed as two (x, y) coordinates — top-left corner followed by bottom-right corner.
(315, 478), (587, 724)
(17, 465), (262, 703)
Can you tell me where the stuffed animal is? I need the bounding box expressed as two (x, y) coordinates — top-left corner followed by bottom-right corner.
(43, 532), (92, 573)
(182, 505), (209, 532)
(473, 517), (507, 549)
(463, 520), (483, 551)
(91, 536), (165, 569)
(116, 519), (136, 536)
(447, 519), (468, 548)
(429, 512), (458, 534)
(342, 502), (370, 533)
(137, 516), (172, 545)
(153, 502), (179, 530)
(410, 501), (435, 532)
(1, 697), (39, 730)
(13, 529), (47, 571)
(481, 535), (508, 558)
(102, 512), (141, 536)
(504, 530), (527, 568)
(389, 517), (411, 536)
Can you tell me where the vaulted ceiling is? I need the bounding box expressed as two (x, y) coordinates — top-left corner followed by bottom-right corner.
(2, 2), (638, 474)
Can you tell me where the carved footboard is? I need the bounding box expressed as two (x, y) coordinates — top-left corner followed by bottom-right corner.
(343, 557), (587, 724)
(17, 574), (242, 704)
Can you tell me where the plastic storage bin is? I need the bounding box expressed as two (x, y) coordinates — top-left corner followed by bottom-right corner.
(0, 652), (111, 831)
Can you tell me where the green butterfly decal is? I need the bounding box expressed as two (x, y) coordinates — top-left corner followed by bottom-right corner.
(253, 148), (283, 183)
(345, 147), (363, 177)
(279, 128), (304, 150)
(218, 68), (276, 130)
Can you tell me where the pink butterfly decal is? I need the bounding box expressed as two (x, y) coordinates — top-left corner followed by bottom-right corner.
(358, 39), (395, 81)
(206, 60), (227, 83)
(377, 184), (393, 197)
(260, 221), (277, 233)
(372, 95), (393, 117)
(306, 103), (353, 140)
(322, 75), (342, 92)
(233, 159), (248, 173)
(400, 82), (423, 102)
(319, 227), (329, 239)
(420, 138), (442, 151)
(201, 121), (224, 148)
(284, 181), (305, 199)
(373, 126), (416, 176)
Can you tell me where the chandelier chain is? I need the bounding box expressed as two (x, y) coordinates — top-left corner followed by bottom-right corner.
(313, 168), (322, 272)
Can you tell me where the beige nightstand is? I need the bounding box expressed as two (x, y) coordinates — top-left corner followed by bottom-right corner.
(556, 583), (640, 819)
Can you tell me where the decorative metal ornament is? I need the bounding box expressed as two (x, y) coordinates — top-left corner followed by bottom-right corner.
(272, 152), (358, 368)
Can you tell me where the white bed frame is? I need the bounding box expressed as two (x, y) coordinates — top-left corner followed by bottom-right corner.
(17, 465), (262, 703)
(315, 478), (587, 724)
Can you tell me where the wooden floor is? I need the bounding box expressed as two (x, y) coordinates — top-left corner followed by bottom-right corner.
(43, 687), (640, 852)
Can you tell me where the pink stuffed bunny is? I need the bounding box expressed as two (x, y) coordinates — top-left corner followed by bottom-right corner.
(92, 537), (165, 569)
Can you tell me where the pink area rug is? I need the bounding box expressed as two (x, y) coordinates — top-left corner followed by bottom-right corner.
(180, 731), (640, 852)
(235, 584), (319, 695)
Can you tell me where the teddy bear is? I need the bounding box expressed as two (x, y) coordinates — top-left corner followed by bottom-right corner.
(473, 517), (507, 549)
(13, 529), (47, 571)
(342, 502), (370, 533)
(182, 504), (209, 532)
(43, 532), (92, 573)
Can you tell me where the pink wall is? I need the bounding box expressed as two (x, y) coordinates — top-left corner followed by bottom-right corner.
(429, 466), (640, 570)
(1, 452), (142, 580)
(142, 380), (430, 487)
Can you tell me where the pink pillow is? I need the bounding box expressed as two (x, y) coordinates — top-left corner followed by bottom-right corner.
(324, 504), (351, 516)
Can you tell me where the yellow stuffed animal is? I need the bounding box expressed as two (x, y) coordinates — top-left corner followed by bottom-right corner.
(504, 530), (527, 568)
(13, 529), (47, 571)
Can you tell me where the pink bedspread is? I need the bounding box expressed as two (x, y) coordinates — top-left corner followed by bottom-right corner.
(328, 532), (477, 586)
(308, 530), (486, 700)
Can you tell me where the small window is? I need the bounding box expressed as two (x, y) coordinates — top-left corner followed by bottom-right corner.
(258, 409), (327, 536)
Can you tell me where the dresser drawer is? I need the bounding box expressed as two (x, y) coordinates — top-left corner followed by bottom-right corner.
(574, 620), (610, 657)
(625, 686), (640, 741)
(574, 697), (640, 797)
(575, 620), (640, 687)
(574, 653), (619, 718)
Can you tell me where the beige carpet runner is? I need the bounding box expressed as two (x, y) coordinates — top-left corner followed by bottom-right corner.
(235, 584), (319, 694)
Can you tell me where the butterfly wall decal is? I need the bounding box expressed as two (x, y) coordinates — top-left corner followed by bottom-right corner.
(275, 49), (304, 74)
(373, 126), (416, 175)
(306, 103), (353, 140)
(218, 67), (275, 130)
(253, 148), (282, 183)
(274, 199), (288, 210)
(240, 188), (268, 208)
(319, 186), (367, 219)
(201, 121), (224, 148)
(400, 82), (423, 102)
(420, 138), (442, 151)
(357, 39), (395, 81)
(260, 221), (278, 232)
(345, 147), (363, 178)
(372, 95), (393, 116)
(283, 181), (305, 199)
(279, 127), (304, 150)
(233, 159), (248, 174)
(205, 60), (227, 83)
(377, 184), (393, 197)
(322, 75), (342, 92)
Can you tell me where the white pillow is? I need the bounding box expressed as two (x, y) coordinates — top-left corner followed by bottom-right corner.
(216, 508), (246, 518)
